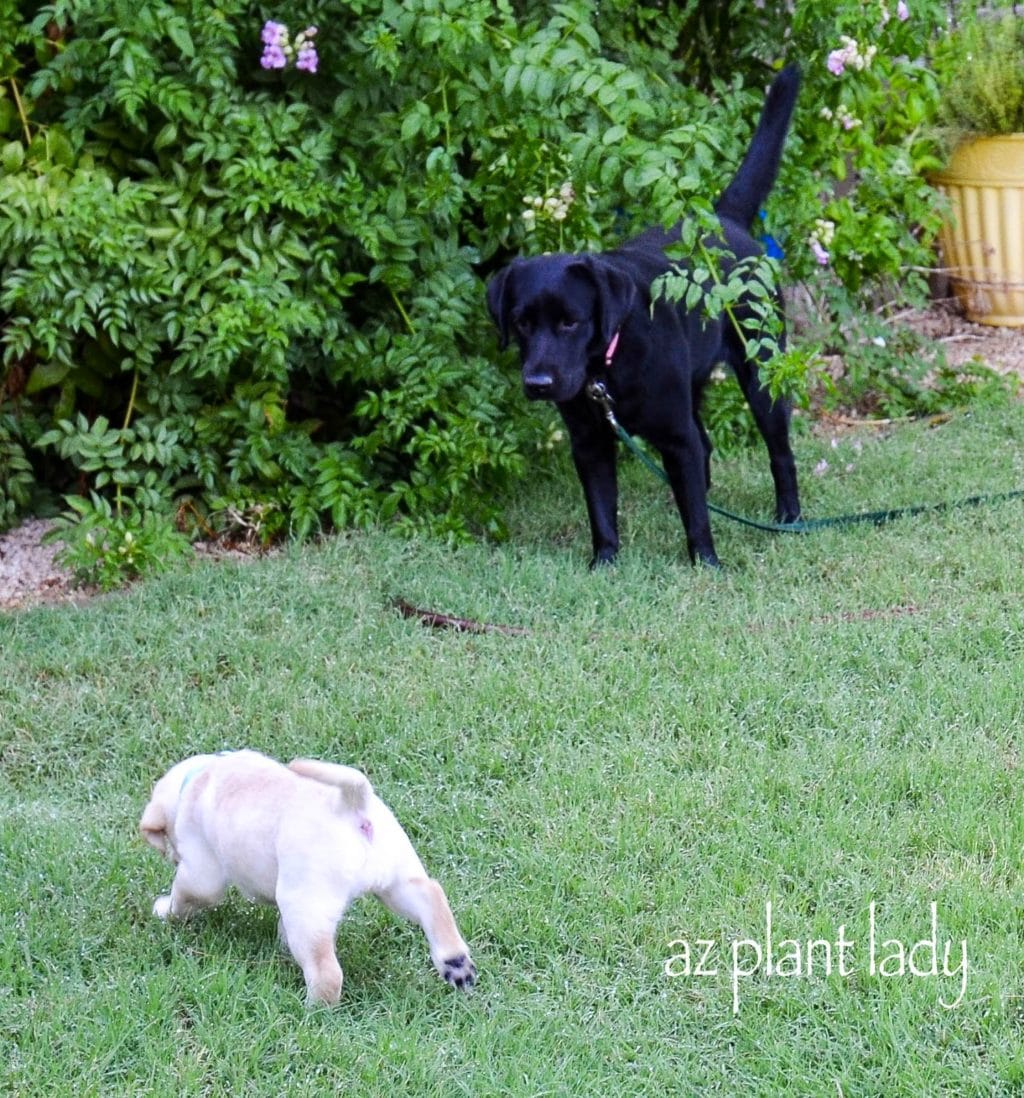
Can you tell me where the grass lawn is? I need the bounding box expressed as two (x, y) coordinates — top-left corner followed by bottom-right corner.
(3, 401), (1024, 1095)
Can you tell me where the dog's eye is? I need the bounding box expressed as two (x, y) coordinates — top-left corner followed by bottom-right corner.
(513, 317), (532, 338)
(558, 319), (579, 334)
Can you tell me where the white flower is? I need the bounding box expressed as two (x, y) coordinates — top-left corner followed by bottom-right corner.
(834, 105), (862, 131)
(827, 35), (876, 76)
(812, 218), (836, 246)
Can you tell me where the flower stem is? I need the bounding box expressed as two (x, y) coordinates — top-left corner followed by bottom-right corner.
(9, 79), (32, 145)
(389, 288), (415, 335)
(122, 366), (140, 431)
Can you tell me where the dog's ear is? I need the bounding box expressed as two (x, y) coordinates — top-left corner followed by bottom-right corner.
(568, 256), (637, 348)
(140, 797), (169, 855)
(486, 265), (515, 349)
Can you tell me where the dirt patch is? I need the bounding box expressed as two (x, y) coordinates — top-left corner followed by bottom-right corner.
(0, 520), (267, 613)
(899, 298), (1024, 379)
(0, 519), (92, 612)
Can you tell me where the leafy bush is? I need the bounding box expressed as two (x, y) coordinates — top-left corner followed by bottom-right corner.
(934, 10), (1024, 142)
(47, 493), (192, 590)
(0, 0), (1003, 576)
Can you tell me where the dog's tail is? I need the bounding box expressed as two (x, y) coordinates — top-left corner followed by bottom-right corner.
(714, 64), (800, 228)
(288, 758), (372, 814)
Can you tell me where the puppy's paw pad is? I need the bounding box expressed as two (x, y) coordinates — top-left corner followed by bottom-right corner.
(442, 953), (477, 990)
(153, 895), (172, 919)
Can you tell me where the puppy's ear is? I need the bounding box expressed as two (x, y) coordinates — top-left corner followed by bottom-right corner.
(140, 798), (169, 855)
(486, 265), (515, 349)
(568, 256), (637, 348)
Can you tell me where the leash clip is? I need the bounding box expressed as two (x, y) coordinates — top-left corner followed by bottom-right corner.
(586, 379), (620, 430)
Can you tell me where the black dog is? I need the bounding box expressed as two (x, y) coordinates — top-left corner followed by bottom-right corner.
(487, 65), (803, 567)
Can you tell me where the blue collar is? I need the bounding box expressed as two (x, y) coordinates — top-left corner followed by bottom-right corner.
(179, 751), (232, 797)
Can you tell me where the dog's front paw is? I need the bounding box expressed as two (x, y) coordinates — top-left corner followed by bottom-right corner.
(441, 953), (477, 991)
(152, 895), (172, 920)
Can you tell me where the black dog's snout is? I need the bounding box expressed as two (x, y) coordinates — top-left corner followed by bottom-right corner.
(523, 373), (555, 399)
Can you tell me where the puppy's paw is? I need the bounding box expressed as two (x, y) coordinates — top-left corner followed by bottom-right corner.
(152, 895), (172, 920)
(441, 953), (477, 991)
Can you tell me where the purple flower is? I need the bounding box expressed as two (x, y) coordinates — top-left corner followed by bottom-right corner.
(296, 46), (318, 73)
(897, 1), (909, 20)
(260, 19), (318, 74)
(261, 20), (287, 46)
(261, 44), (287, 70)
(810, 240), (830, 266)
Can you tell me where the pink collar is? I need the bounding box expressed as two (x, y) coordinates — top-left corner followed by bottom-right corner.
(604, 329), (620, 369)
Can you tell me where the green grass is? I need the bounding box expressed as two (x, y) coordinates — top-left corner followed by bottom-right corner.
(3, 403), (1024, 1095)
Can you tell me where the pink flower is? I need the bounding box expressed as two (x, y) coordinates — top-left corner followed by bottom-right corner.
(810, 240), (830, 266)
(827, 50), (846, 76)
(897, 1), (909, 20)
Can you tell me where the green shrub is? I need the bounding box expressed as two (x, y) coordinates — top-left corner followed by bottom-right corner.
(934, 10), (1024, 142)
(0, 0), (999, 576)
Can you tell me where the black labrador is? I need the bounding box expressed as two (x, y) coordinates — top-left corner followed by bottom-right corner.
(487, 65), (803, 567)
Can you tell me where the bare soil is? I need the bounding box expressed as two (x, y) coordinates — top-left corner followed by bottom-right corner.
(899, 299), (1024, 379)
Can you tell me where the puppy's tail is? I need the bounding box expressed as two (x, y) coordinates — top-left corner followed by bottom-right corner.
(288, 758), (372, 814)
(715, 64), (800, 228)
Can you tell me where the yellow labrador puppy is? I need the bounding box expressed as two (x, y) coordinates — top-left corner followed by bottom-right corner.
(140, 749), (476, 1004)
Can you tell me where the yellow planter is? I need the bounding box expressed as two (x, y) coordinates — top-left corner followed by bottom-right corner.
(932, 134), (1024, 327)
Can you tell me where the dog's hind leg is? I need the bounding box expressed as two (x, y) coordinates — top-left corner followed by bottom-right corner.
(376, 877), (477, 990)
(277, 898), (345, 1006)
(727, 331), (802, 523)
(695, 413), (713, 489)
(288, 930), (344, 1006)
(657, 427), (721, 567)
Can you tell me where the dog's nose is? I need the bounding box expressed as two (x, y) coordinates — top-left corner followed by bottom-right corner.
(524, 373), (554, 399)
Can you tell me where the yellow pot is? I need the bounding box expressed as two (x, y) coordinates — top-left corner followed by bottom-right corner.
(932, 134), (1024, 327)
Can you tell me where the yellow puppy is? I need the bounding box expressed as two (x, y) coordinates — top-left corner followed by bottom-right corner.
(140, 749), (476, 1004)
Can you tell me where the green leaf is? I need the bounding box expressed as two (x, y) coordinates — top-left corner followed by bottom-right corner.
(165, 18), (195, 58)
(26, 361), (70, 394)
(1, 140), (24, 173)
(519, 66), (538, 98)
(602, 125), (628, 146)
(153, 123), (178, 151)
(0, 98), (17, 136)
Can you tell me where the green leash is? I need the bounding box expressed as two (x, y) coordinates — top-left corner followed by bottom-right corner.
(585, 379), (1024, 534)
